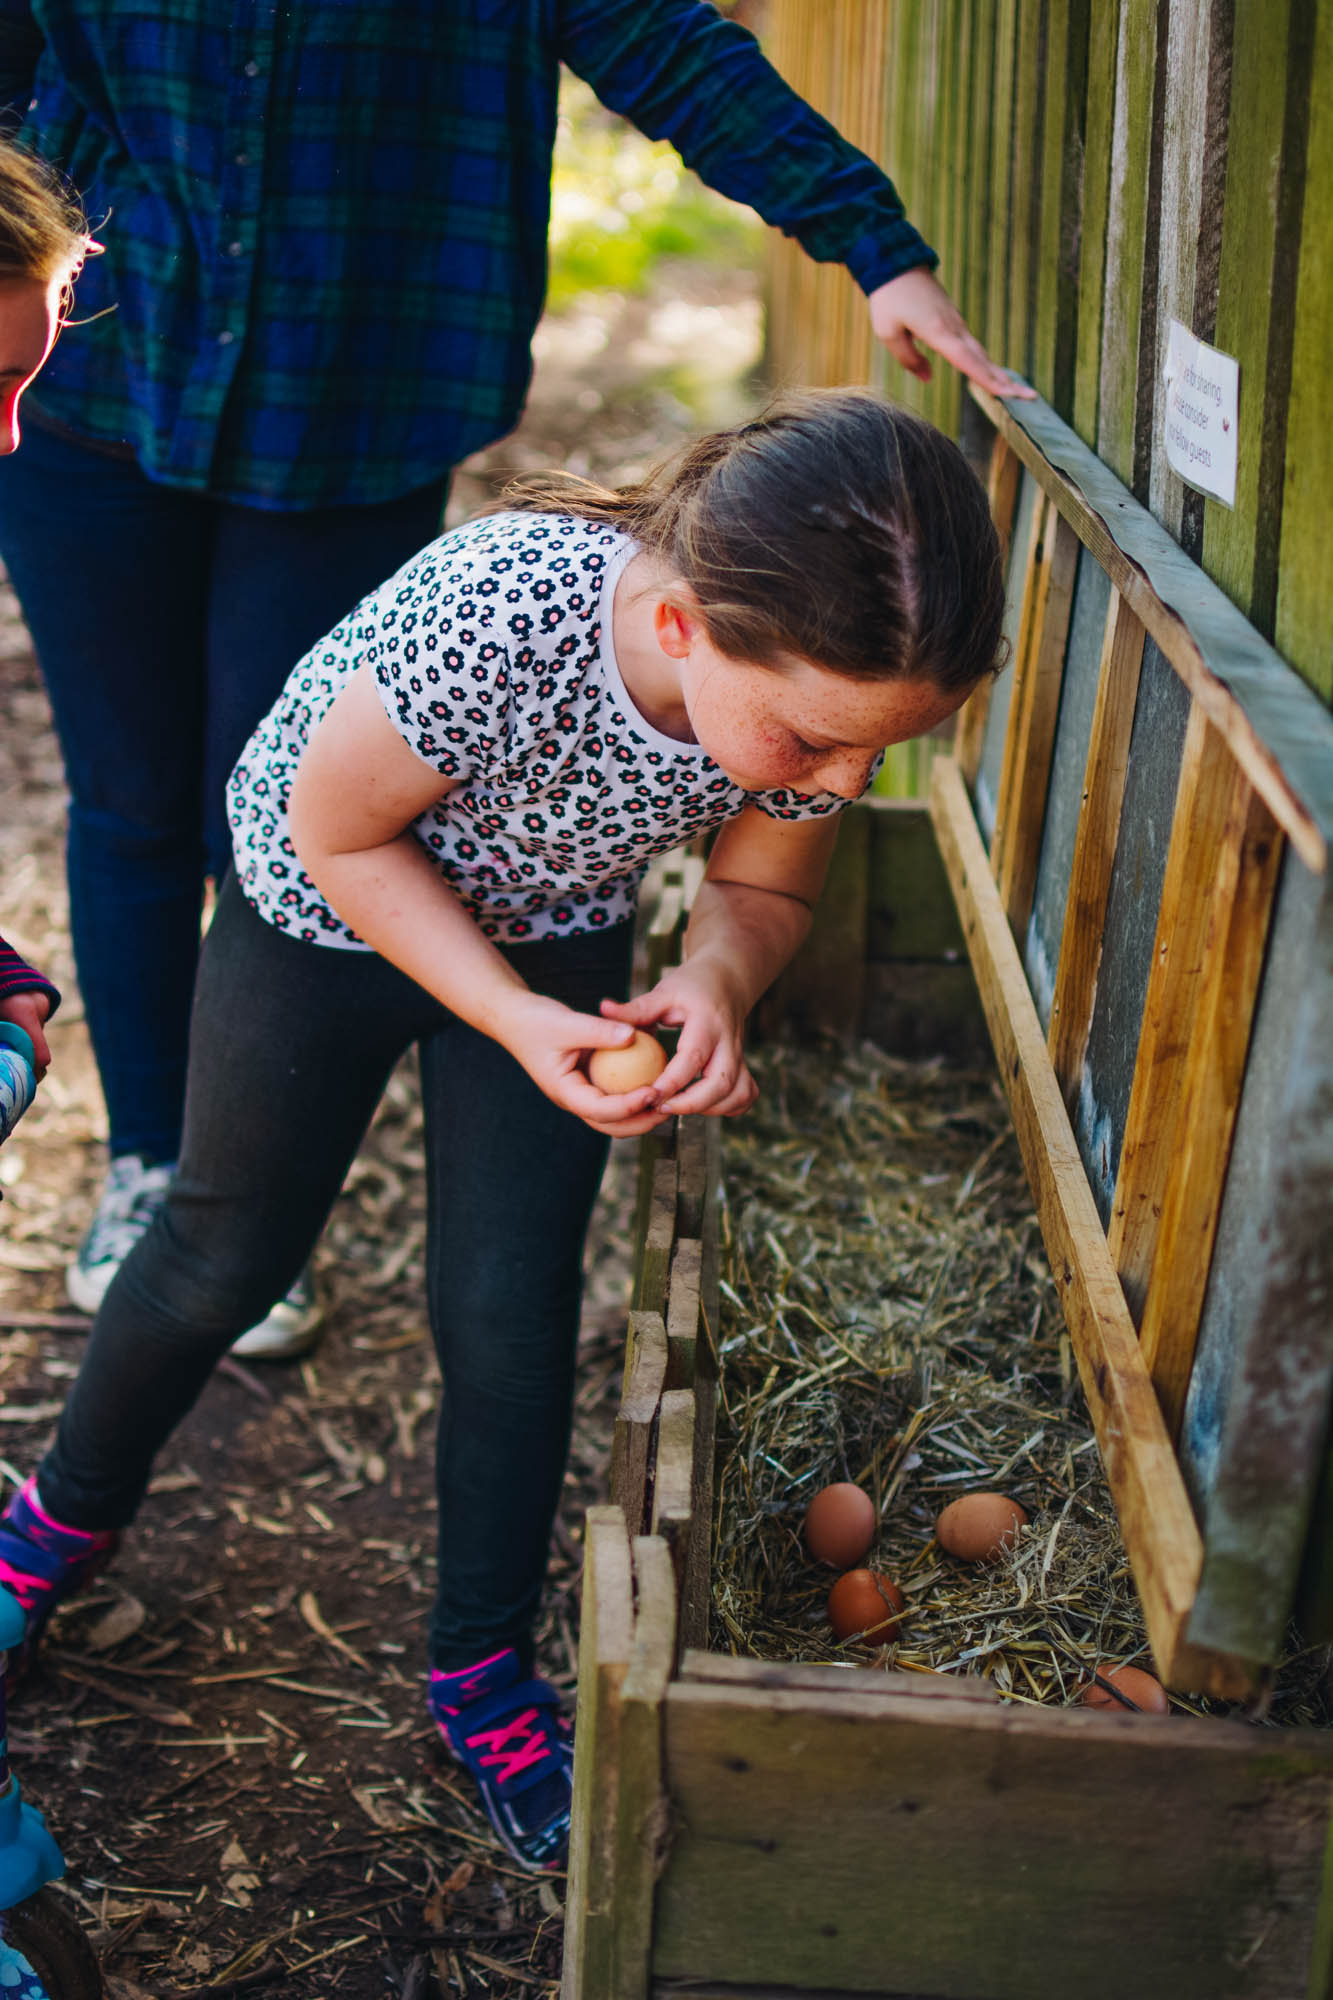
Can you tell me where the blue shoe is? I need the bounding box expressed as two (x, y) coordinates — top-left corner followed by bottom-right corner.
(0, 1477), (118, 1682)
(428, 1648), (573, 1872)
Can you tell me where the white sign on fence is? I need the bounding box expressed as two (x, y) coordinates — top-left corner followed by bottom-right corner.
(1162, 319), (1239, 508)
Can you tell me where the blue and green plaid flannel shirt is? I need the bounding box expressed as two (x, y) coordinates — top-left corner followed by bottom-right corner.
(0, 1), (934, 509)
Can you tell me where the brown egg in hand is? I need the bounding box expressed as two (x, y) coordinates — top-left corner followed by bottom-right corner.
(828, 1569), (905, 1646)
(935, 1492), (1028, 1563)
(1080, 1663), (1169, 1714)
(804, 1482), (876, 1568)
(587, 1031), (667, 1094)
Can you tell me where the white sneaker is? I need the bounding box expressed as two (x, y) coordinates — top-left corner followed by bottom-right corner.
(67, 1153), (176, 1314)
(230, 1266), (323, 1361)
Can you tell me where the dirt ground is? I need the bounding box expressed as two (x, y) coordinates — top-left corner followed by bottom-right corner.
(0, 265), (763, 1999)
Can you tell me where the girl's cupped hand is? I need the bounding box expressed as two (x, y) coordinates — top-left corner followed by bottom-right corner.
(499, 991), (670, 1137)
(598, 960), (759, 1123)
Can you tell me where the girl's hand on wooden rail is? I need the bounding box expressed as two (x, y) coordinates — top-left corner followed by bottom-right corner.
(867, 267), (1036, 399)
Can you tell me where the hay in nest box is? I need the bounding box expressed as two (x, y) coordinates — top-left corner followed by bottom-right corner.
(711, 1041), (1332, 1727)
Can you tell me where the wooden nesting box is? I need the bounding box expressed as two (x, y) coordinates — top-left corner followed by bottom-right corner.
(562, 389), (1333, 2000)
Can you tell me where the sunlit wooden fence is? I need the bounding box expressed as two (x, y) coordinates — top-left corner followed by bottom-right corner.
(763, 0), (1332, 723)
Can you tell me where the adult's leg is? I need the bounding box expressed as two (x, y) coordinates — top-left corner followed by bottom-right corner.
(201, 479), (448, 882)
(420, 920), (636, 1673)
(36, 876), (441, 1528)
(0, 426), (211, 1161)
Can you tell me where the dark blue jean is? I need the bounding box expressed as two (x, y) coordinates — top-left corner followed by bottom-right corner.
(37, 873), (635, 1671)
(0, 418), (448, 1162)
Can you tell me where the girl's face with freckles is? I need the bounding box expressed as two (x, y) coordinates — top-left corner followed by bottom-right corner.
(656, 601), (969, 799)
(0, 263), (78, 453)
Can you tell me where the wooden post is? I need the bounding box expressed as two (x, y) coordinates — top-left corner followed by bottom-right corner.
(563, 1516), (676, 2000)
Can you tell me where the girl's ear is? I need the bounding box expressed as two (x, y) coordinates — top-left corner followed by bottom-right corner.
(653, 597), (697, 659)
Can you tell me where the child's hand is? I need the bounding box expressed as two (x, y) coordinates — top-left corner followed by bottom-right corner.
(0, 991), (51, 1077)
(498, 991), (672, 1137)
(598, 962), (758, 1122)
(867, 267), (1036, 399)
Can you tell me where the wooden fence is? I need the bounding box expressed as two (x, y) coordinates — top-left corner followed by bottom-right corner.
(763, 0), (1332, 713)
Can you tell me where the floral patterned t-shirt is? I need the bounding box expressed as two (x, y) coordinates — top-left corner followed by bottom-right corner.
(228, 511), (850, 948)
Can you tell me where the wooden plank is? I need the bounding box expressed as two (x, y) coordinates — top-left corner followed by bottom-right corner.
(986, 0), (1018, 363)
(611, 1535), (676, 2000)
(1048, 588), (1148, 1104)
(955, 433), (1021, 783)
(1202, 0), (1309, 638)
(677, 1650), (999, 1705)
(634, 1155), (678, 1316)
(653, 1679), (1333, 1999)
(1139, 777), (1283, 1434)
(674, 1117), (709, 1243)
(562, 1507), (635, 2000)
(650, 1388), (695, 1610)
(1184, 863), (1333, 1662)
(964, 0), (998, 349)
(1006, 0), (1044, 379)
(665, 1237), (702, 1390)
(929, 753), (1252, 1696)
(1096, 0), (1160, 494)
(993, 498), (1081, 936)
(683, 1119), (722, 1657)
(987, 483), (1050, 876)
(609, 1310), (669, 1537)
(1273, 0), (1333, 704)
(1073, 0), (1119, 445)
(1146, 0), (1233, 545)
(972, 384), (1333, 872)
(1033, 0), (1091, 415)
(1106, 702), (1240, 1322)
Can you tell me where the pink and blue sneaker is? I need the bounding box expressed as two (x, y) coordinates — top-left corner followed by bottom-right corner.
(0, 1477), (118, 1681)
(428, 1648), (574, 1873)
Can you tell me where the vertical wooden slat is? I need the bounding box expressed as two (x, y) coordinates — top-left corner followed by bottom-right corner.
(1273, 0), (1333, 704)
(965, 0), (998, 366)
(1033, 0), (1091, 414)
(1047, 588), (1148, 1104)
(992, 493), (1081, 934)
(1073, 0), (1120, 447)
(950, 0), (979, 339)
(1202, 0), (1311, 639)
(609, 1309), (668, 1535)
(1106, 701), (1240, 1322)
(986, 0), (1019, 362)
(1138, 778), (1284, 1435)
(1146, 0), (1233, 544)
(1007, 0), (1045, 379)
(563, 1508), (635, 2000)
(1096, 0), (1161, 493)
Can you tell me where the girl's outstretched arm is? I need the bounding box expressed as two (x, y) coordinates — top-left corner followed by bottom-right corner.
(601, 805), (840, 1119)
(287, 665), (660, 1135)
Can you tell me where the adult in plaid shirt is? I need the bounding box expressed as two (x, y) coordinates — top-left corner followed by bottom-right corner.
(0, 0), (1022, 1350)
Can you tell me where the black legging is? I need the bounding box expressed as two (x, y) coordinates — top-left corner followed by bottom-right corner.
(38, 874), (633, 1671)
